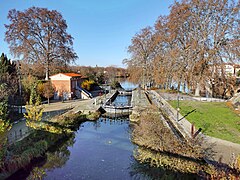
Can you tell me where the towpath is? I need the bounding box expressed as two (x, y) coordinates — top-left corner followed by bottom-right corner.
(132, 89), (240, 164)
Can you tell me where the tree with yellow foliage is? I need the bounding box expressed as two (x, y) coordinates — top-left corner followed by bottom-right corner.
(81, 80), (95, 91)
(24, 87), (44, 123)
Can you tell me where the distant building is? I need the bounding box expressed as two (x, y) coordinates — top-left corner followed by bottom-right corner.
(50, 73), (92, 100)
(204, 63), (240, 98)
(224, 63), (240, 77)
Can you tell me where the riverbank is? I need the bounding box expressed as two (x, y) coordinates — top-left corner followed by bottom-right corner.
(41, 89), (240, 165)
(130, 89), (240, 177)
(1, 92), (119, 178)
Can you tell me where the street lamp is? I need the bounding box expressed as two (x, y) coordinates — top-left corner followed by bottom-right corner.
(177, 92), (180, 121)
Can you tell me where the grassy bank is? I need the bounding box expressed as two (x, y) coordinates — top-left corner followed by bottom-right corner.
(131, 106), (240, 178)
(168, 100), (240, 144)
(0, 110), (101, 178)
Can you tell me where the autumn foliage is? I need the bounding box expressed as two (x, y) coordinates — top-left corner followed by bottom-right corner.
(125, 0), (239, 98)
(5, 7), (78, 80)
(81, 80), (95, 91)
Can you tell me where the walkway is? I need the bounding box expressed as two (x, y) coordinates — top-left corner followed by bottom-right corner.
(151, 90), (240, 164)
(42, 91), (118, 114)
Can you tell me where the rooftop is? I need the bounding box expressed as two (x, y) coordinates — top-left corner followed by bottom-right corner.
(49, 72), (82, 77)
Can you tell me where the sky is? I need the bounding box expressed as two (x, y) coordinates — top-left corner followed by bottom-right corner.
(0, 0), (174, 67)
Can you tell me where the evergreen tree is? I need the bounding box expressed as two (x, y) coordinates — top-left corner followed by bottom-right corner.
(0, 53), (9, 75)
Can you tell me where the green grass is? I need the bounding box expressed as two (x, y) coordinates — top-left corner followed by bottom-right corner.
(168, 100), (240, 144)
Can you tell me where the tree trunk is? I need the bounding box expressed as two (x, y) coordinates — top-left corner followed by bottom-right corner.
(195, 83), (200, 96)
(183, 81), (186, 94)
(177, 81), (181, 92)
(45, 60), (49, 80)
(48, 97), (50, 105)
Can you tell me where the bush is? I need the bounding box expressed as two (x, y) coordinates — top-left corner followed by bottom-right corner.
(81, 80), (95, 91)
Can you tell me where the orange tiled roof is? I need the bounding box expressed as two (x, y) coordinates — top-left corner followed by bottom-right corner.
(61, 73), (82, 77)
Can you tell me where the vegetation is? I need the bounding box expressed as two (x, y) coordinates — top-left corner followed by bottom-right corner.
(131, 106), (240, 178)
(169, 100), (240, 144)
(5, 7), (78, 80)
(0, 130), (72, 178)
(124, 0), (239, 98)
(21, 75), (39, 103)
(81, 79), (95, 91)
(42, 81), (55, 104)
(0, 53), (16, 163)
(0, 106), (97, 178)
(132, 107), (207, 160)
(70, 65), (127, 85)
(24, 88), (44, 123)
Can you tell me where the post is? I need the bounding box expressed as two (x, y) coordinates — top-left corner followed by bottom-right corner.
(193, 128), (202, 139)
(191, 123), (195, 138)
(177, 92), (180, 121)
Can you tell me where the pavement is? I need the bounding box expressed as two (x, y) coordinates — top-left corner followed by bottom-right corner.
(158, 92), (226, 102)
(42, 91), (117, 115)
(153, 90), (240, 164)
(18, 89), (240, 164)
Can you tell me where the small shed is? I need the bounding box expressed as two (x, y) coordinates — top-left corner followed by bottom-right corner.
(50, 73), (92, 100)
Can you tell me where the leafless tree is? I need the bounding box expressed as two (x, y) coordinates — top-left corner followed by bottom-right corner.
(5, 7), (78, 80)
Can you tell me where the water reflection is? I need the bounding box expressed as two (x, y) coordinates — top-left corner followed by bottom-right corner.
(129, 159), (199, 180)
(111, 95), (131, 107)
(7, 117), (206, 179)
(41, 118), (198, 179)
(42, 118), (134, 180)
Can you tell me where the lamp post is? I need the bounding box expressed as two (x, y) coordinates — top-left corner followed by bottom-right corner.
(177, 92), (180, 121)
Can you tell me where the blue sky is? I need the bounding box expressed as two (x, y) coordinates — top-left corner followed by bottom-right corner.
(0, 0), (174, 67)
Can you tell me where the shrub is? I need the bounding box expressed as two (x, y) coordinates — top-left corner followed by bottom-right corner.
(81, 80), (95, 91)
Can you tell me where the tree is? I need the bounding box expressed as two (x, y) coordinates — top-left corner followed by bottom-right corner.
(126, 27), (159, 87)
(0, 53), (18, 100)
(237, 70), (240, 77)
(43, 81), (55, 104)
(126, 0), (239, 97)
(5, 7), (78, 80)
(21, 75), (38, 103)
(167, 0), (239, 96)
(81, 80), (95, 91)
(24, 88), (43, 122)
(0, 53), (18, 120)
(0, 53), (9, 75)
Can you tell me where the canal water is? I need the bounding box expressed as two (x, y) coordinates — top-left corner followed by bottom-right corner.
(43, 118), (137, 179)
(23, 117), (183, 180)
(111, 95), (131, 107)
(7, 81), (197, 179)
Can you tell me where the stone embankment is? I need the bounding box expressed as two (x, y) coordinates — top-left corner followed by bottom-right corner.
(43, 89), (240, 164)
(130, 89), (150, 122)
(150, 90), (240, 164)
(130, 89), (240, 164)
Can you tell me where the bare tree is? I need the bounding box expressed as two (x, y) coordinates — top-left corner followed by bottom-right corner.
(5, 7), (78, 80)
(126, 27), (160, 88)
